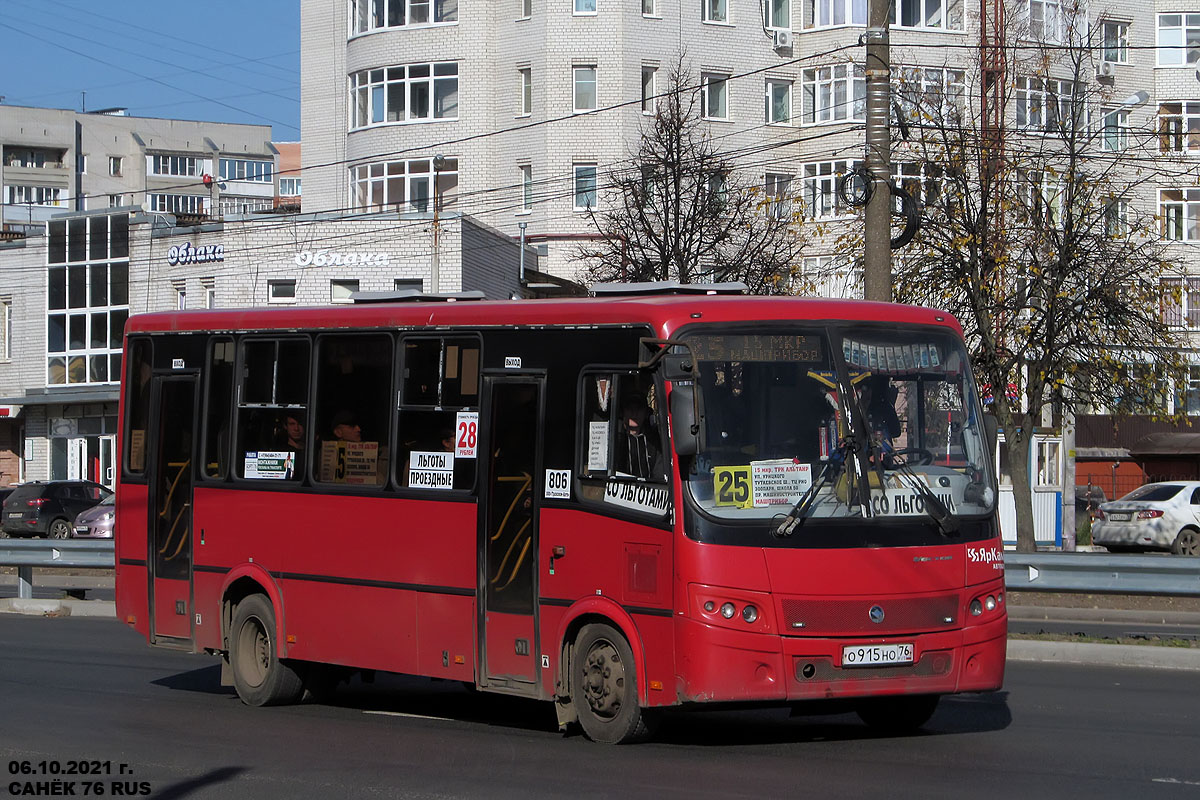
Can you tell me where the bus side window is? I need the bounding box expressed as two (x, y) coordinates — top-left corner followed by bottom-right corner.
(579, 371), (667, 487)
(397, 336), (480, 491)
(312, 333), (393, 487)
(236, 338), (310, 482)
(202, 338), (235, 479)
(123, 337), (152, 476)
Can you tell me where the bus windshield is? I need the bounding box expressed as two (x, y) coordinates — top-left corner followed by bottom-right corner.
(681, 324), (996, 523)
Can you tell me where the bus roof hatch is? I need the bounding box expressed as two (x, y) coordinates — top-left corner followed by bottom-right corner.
(351, 289), (487, 304)
(589, 281), (747, 297)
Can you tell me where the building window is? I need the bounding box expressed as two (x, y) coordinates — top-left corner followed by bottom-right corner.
(574, 0), (596, 14)
(802, 65), (865, 124)
(174, 281), (187, 310)
(350, 157), (459, 213)
(220, 158), (273, 183)
(804, 255), (862, 297)
(643, 0), (656, 14)
(519, 0), (531, 18)
(764, 172), (793, 219)
(574, 164), (598, 211)
(350, 63), (459, 128)
(1161, 188), (1200, 241)
(1103, 198), (1128, 237)
(703, 0), (727, 22)
(895, 67), (965, 121)
(1027, 0), (1069, 43)
(108, 156), (122, 176)
(0, 297), (11, 361)
(892, 0), (963, 29)
(395, 278), (423, 292)
(518, 67), (532, 116)
(766, 79), (792, 124)
(1102, 20), (1128, 62)
(279, 177), (302, 196)
(1158, 102), (1200, 153)
(331, 279), (361, 303)
(45, 213), (129, 387)
(268, 280), (297, 304)
(1159, 14), (1200, 66)
(3, 185), (65, 206)
(891, 162), (942, 209)
(1015, 77), (1081, 132)
(701, 73), (728, 120)
(1035, 440), (1061, 486)
(767, 0), (790, 27)
(803, 160), (858, 219)
(202, 279), (216, 309)
(1161, 278), (1200, 327)
(520, 165), (533, 211)
(805, 0), (866, 27)
(150, 155), (203, 177)
(350, 0), (458, 33)
(148, 193), (210, 215)
(573, 66), (597, 112)
(641, 67), (656, 114)
(1100, 108), (1129, 151)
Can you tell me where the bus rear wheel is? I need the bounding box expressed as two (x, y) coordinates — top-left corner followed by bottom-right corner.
(856, 694), (939, 734)
(229, 594), (303, 707)
(572, 623), (653, 744)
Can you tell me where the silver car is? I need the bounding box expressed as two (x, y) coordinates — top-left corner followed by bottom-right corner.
(71, 493), (115, 539)
(1091, 482), (1200, 555)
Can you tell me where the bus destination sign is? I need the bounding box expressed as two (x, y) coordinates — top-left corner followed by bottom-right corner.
(689, 334), (823, 363)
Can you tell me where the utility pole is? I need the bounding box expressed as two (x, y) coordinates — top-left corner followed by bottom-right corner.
(862, 0), (891, 302)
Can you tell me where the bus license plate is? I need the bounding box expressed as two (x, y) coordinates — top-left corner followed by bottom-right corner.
(842, 643), (914, 667)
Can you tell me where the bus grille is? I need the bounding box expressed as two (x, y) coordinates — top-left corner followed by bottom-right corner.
(780, 595), (959, 635)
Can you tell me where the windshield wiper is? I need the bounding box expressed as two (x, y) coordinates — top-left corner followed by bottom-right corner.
(774, 452), (844, 537)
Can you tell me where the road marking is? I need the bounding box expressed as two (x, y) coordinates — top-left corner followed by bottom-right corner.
(1153, 778), (1200, 786)
(363, 710), (451, 721)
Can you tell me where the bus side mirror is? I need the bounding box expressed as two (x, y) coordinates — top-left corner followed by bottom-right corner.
(670, 383), (703, 456)
(983, 414), (999, 457)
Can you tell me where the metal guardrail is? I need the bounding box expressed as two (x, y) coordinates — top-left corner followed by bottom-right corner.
(1, 542), (1198, 601)
(1006, 553), (1200, 596)
(0, 539), (115, 600)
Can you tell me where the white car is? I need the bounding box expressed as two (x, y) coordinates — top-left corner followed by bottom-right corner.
(1091, 482), (1200, 555)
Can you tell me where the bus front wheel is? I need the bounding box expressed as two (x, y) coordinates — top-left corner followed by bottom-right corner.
(856, 694), (939, 734)
(572, 623), (653, 744)
(229, 594), (304, 707)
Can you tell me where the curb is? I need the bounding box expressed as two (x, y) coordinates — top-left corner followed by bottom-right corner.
(1007, 638), (1200, 671)
(0, 598), (115, 618)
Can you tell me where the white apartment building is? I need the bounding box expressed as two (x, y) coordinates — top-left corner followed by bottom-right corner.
(0, 106), (281, 226)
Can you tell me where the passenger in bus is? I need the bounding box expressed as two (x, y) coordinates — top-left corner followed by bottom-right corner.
(331, 410), (362, 442)
(282, 412), (306, 478)
(615, 397), (664, 481)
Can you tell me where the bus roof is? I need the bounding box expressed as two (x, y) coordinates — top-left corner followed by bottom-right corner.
(125, 295), (964, 338)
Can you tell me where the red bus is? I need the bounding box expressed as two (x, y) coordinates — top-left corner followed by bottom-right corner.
(115, 285), (1005, 744)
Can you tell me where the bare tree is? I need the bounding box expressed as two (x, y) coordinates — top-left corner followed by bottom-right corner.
(818, 6), (1189, 551)
(577, 60), (809, 291)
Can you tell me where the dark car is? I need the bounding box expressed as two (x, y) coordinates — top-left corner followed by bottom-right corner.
(1, 481), (113, 539)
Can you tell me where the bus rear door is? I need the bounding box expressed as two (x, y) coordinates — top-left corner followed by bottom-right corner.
(147, 374), (198, 646)
(479, 377), (542, 693)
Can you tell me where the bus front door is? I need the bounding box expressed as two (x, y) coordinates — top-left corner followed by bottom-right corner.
(147, 375), (197, 646)
(479, 377), (542, 692)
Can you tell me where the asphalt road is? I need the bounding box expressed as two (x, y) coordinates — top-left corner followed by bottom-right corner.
(2, 615), (1199, 799)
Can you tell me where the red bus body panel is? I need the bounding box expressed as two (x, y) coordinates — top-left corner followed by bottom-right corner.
(115, 295), (1003, 717)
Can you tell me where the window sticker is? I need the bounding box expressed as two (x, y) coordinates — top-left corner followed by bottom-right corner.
(587, 420), (609, 471)
(244, 451), (295, 480)
(455, 411), (479, 458)
(545, 469), (571, 499)
(750, 459), (813, 507)
(320, 441), (380, 485)
(408, 450), (455, 489)
(603, 479), (670, 515)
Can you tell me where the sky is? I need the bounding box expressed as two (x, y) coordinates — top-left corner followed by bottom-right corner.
(0, 0), (301, 140)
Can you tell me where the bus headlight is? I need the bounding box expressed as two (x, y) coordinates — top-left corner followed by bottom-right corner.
(742, 605), (758, 623)
(720, 602), (736, 619)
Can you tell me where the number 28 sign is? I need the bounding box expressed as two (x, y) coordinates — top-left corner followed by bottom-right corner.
(455, 411), (479, 459)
